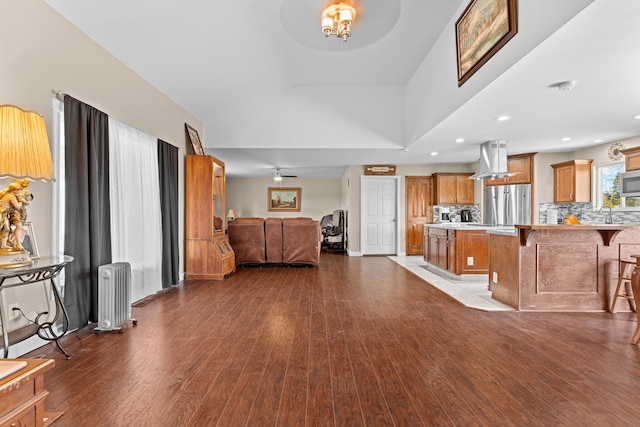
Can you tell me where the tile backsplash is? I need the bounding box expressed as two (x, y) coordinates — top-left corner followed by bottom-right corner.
(539, 202), (640, 224)
(433, 205), (481, 223)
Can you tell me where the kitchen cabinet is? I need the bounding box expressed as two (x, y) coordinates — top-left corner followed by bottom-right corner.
(454, 230), (489, 274)
(621, 146), (640, 171)
(551, 160), (593, 203)
(424, 226), (489, 275)
(425, 227), (454, 272)
(432, 173), (474, 205)
(485, 152), (536, 186)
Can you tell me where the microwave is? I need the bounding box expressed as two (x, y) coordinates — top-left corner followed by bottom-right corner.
(621, 170), (640, 197)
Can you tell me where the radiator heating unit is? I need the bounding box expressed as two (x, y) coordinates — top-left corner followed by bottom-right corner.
(95, 262), (138, 333)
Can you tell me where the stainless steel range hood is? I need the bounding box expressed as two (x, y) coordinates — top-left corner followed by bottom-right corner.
(469, 140), (516, 180)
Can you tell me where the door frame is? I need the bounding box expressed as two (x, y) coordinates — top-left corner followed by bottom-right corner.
(360, 175), (400, 255)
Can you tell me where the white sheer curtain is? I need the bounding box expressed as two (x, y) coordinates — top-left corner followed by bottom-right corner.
(108, 117), (162, 302)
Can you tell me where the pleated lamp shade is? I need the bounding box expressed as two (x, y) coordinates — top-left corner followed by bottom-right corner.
(0, 105), (54, 181)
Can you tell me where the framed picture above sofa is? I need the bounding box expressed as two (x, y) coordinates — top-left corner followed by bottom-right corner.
(268, 187), (301, 212)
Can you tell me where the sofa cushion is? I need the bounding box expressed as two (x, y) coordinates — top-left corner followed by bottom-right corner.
(228, 218), (266, 265)
(282, 218), (322, 266)
(265, 218), (283, 263)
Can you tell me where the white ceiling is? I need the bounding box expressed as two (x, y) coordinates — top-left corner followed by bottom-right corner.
(43, 0), (640, 178)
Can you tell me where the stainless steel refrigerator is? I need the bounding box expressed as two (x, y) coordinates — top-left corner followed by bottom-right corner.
(484, 184), (531, 226)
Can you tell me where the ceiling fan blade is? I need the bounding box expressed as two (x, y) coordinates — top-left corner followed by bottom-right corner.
(281, 174), (297, 178)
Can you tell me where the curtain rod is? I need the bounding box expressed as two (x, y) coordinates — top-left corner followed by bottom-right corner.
(52, 89), (65, 101)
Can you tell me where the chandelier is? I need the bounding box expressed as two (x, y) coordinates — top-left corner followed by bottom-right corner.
(321, 2), (357, 42)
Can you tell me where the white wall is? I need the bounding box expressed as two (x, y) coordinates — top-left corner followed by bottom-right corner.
(0, 0), (199, 356)
(226, 178), (341, 221)
(0, 0), (198, 266)
(209, 86), (405, 151)
(406, 0), (595, 144)
(532, 136), (640, 222)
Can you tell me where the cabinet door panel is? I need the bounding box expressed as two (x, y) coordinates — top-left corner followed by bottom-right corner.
(406, 177), (432, 255)
(455, 177), (474, 204)
(507, 156), (532, 184)
(554, 165), (575, 202)
(437, 176), (457, 204)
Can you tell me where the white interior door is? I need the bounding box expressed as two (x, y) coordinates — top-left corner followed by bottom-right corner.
(361, 176), (399, 255)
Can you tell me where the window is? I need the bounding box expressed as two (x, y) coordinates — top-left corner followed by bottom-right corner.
(595, 162), (640, 209)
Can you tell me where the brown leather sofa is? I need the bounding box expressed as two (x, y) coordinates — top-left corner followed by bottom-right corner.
(229, 217), (322, 267)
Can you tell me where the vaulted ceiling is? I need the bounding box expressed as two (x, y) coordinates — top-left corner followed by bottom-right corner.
(43, 0), (640, 178)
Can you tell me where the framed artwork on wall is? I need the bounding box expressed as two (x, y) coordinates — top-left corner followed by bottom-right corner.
(268, 187), (301, 212)
(456, 0), (518, 86)
(185, 123), (205, 155)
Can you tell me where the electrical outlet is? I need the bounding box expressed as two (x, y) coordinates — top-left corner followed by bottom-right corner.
(8, 303), (20, 320)
(492, 272), (498, 284)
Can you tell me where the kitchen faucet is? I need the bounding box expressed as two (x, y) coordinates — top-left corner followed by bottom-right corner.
(605, 207), (613, 224)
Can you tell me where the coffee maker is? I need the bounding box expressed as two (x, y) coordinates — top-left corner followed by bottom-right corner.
(460, 209), (471, 222)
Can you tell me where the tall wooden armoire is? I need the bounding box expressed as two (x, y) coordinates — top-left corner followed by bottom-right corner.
(185, 155), (235, 279)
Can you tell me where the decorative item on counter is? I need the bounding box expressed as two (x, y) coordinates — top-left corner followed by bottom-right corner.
(563, 214), (580, 225)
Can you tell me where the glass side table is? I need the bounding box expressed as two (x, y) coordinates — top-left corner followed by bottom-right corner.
(0, 255), (74, 358)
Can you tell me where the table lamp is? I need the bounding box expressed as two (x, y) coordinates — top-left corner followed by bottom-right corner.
(226, 209), (236, 221)
(0, 105), (54, 267)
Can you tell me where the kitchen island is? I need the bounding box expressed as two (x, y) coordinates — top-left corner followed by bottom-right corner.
(424, 223), (514, 278)
(489, 224), (640, 311)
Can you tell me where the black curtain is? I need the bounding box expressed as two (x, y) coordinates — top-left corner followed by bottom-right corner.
(63, 96), (112, 329)
(157, 139), (179, 288)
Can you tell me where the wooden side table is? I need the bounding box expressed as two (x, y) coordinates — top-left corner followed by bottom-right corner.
(0, 358), (61, 426)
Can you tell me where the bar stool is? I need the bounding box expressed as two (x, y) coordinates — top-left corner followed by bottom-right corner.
(630, 255), (640, 345)
(610, 259), (636, 313)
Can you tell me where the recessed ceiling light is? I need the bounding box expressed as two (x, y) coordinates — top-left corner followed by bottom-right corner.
(635, 115), (640, 120)
(496, 115), (510, 121)
(455, 138), (464, 143)
(430, 152), (438, 156)
(562, 137), (572, 142)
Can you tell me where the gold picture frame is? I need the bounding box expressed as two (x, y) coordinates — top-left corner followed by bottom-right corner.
(268, 187), (301, 212)
(185, 123), (205, 155)
(456, 0), (518, 86)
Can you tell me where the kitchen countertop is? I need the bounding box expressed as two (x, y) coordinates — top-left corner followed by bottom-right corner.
(515, 224), (638, 230)
(425, 223), (517, 235)
(515, 223), (640, 246)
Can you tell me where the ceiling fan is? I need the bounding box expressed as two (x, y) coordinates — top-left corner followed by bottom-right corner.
(273, 167), (297, 181)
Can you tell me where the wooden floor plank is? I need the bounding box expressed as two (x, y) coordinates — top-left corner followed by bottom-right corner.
(24, 253), (640, 426)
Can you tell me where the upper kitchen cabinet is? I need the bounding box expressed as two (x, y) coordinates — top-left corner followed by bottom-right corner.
(432, 173), (474, 205)
(621, 146), (640, 171)
(485, 153), (536, 186)
(551, 160), (593, 203)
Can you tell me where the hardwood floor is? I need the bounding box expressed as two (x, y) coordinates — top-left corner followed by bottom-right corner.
(27, 253), (640, 426)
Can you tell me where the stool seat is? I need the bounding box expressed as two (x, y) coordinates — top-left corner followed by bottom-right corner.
(610, 260), (636, 313)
